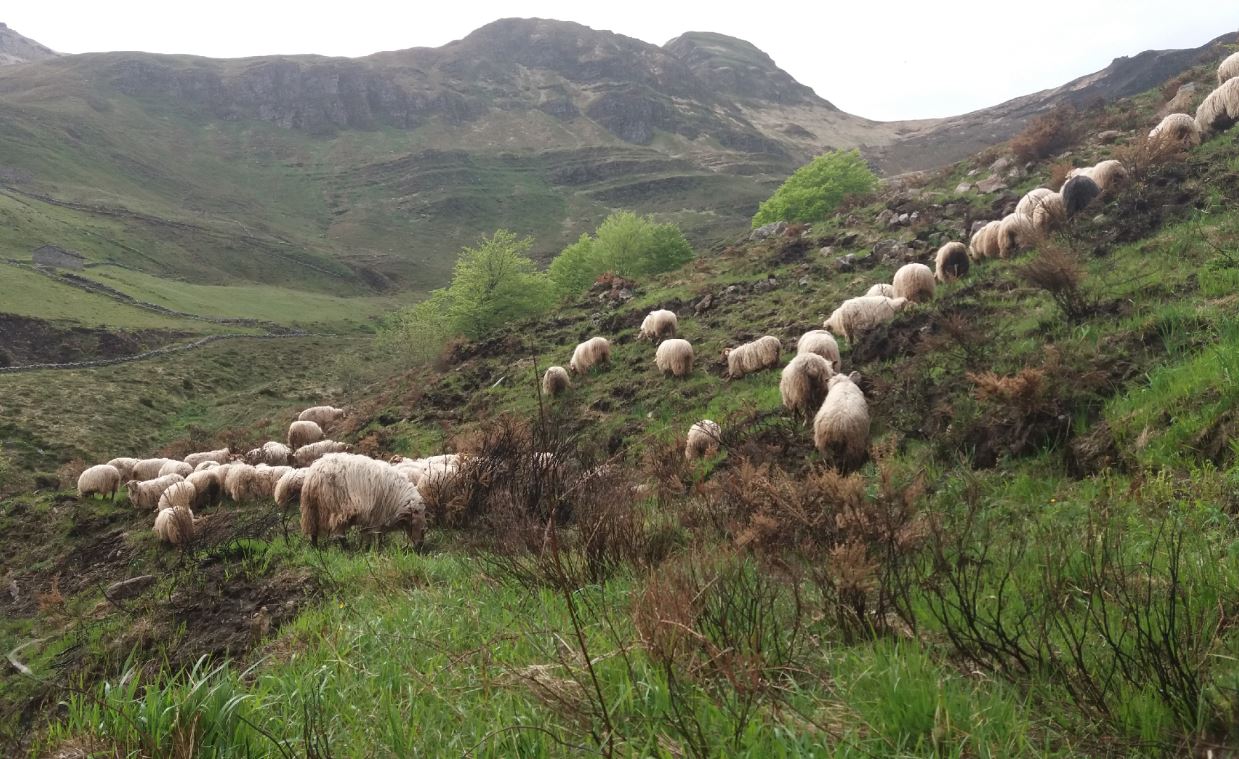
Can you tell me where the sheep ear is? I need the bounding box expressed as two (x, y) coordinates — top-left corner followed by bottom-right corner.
(848, 371), (861, 383)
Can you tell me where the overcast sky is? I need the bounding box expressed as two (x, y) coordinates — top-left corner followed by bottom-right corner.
(6, 2), (1238, 120)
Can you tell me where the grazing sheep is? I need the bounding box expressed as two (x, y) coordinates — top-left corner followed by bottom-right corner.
(934, 242), (971, 283)
(1030, 192), (1067, 234)
(287, 420), (324, 450)
(125, 473), (185, 510)
(224, 464), (267, 503)
(655, 338), (694, 377)
(997, 213), (1037, 258)
(1015, 188), (1054, 218)
(253, 465), (293, 500)
(293, 440), (352, 468)
(1195, 78), (1239, 136)
(183, 448), (230, 468)
(1148, 113), (1202, 152)
(132, 458), (172, 481)
(153, 506), (195, 546)
(569, 337), (611, 374)
(780, 353), (835, 421)
(186, 469), (223, 510)
(298, 405), (347, 430)
(77, 464), (121, 501)
(639, 310), (678, 341)
(247, 441), (294, 466)
(542, 366), (571, 398)
(1218, 51), (1239, 84)
(158, 460), (193, 478)
(796, 330), (841, 372)
(1060, 175), (1102, 216)
(106, 457), (139, 481)
(274, 468), (309, 509)
(1069, 160), (1127, 194)
(813, 373), (870, 471)
(158, 480), (197, 512)
(684, 420), (722, 461)
(969, 220), (1002, 261)
(724, 335), (781, 379)
(195, 460), (221, 471)
(893, 263), (935, 302)
(300, 453), (427, 547)
(824, 296), (908, 343)
(866, 283), (896, 298)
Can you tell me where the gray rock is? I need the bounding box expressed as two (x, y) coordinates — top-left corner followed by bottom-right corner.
(989, 156), (1013, 173)
(752, 277), (778, 293)
(837, 231), (860, 246)
(876, 209), (896, 227)
(819, 245), (835, 257)
(955, 182), (973, 193)
(107, 575), (156, 601)
(749, 221), (787, 241)
(966, 169), (979, 177)
(1096, 130), (1123, 144)
(976, 176), (1007, 194)
(896, 213), (910, 226)
(836, 255), (856, 272)
(798, 277), (810, 287)
(969, 219), (990, 236)
(694, 294), (714, 314)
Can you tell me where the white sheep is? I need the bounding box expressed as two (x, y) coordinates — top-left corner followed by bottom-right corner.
(813, 372), (870, 471)
(298, 405), (347, 430)
(569, 336), (612, 374)
(1029, 192), (1066, 235)
(246, 441), (293, 466)
(293, 440), (352, 468)
(106, 457), (139, 481)
(824, 296), (908, 343)
(1068, 160), (1127, 194)
(132, 458), (172, 481)
(1015, 188), (1054, 218)
(125, 473), (185, 510)
(684, 420), (722, 461)
(157, 480), (197, 512)
(1059, 175), (1101, 217)
(158, 460), (193, 478)
(542, 366), (571, 398)
(1195, 78), (1239, 136)
(780, 353), (835, 421)
(866, 283), (896, 298)
(186, 469), (223, 510)
(1148, 113), (1202, 152)
(796, 330), (841, 372)
(724, 335), (781, 379)
(300, 453), (427, 547)
(969, 220), (1002, 261)
(254, 465), (294, 500)
(934, 242), (971, 283)
(892, 262), (935, 302)
(183, 448), (231, 468)
(274, 468), (309, 509)
(195, 460), (221, 471)
(655, 338), (694, 377)
(287, 420), (324, 450)
(639, 310), (678, 341)
(997, 213), (1037, 258)
(224, 464), (266, 503)
(153, 506), (195, 546)
(1218, 51), (1239, 85)
(77, 464), (121, 501)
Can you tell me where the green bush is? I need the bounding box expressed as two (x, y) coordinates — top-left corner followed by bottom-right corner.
(548, 212), (693, 296)
(752, 149), (877, 227)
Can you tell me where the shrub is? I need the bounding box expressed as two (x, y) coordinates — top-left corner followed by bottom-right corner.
(1009, 105), (1080, 163)
(1021, 246), (1092, 322)
(752, 149), (878, 227)
(547, 212), (693, 297)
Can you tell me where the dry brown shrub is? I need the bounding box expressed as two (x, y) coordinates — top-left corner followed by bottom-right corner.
(1010, 105), (1080, 163)
(969, 368), (1048, 415)
(56, 457), (86, 490)
(1048, 161), (1073, 190)
(1021, 246), (1092, 322)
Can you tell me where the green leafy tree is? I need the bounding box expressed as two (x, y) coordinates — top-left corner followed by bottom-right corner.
(546, 234), (599, 296)
(548, 212), (693, 296)
(752, 149), (877, 227)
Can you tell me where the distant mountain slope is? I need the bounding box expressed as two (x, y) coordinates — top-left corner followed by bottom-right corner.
(0, 22), (57, 66)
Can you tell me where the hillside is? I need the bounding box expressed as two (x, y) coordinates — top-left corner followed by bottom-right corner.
(0, 23), (56, 66)
(3, 41), (1239, 757)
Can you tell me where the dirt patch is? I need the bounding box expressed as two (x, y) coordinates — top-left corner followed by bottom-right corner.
(0, 313), (189, 366)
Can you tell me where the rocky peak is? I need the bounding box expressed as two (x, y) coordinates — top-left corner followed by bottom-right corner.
(0, 22), (57, 66)
(663, 31), (830, 107)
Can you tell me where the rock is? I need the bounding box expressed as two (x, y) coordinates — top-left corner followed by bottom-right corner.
(693, 294), (714, 314)
(752, 277), (778, 293)
(1005, 166), (1025, 180)
(955, 182), (973, 193)
(976, 176), (1007, 194)
(910, 212), (920, 222)
(872, 239), (914, 264)
(749, 221), (787, 241)
(1096, 130), (1123, 144)
(989, 156), (1013, 173)
(798, 277), (810, 287)
(966, 169), (979, 177)
(970, 219), (990, 236)
(725, 285), (740, 295)
(837, 231), (860, 246)
(1092, 214), (1107, 224)
(107, 575), (156, 601)
(876, 209), (895, 227)
(1162, 82), (1199, 116)
(819, 245), (835, 257)
(836, 255), (856, 272)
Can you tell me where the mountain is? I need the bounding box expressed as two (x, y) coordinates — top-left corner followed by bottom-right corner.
(0, 23), (56, 66)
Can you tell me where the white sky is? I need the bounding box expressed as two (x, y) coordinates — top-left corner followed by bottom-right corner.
(5, 2), (1238, 120)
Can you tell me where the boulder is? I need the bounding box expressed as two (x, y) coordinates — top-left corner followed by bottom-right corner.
(749, 221), (787, 241)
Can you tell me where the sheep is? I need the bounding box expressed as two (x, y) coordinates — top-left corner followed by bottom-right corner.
(997, 213), (1037, 258)
(125, 473), (185, 511)
(300, 453), (427, 547)
(1015, 188), (1054, 218)
(780, 353), (835, 421)
(1148, 113), (1202, 152)
(542, 366), (571, 398)
(195, 460), (221, 471)
(293, 440), (352, 468)
(77, 464), (121, 501)
(153, 505), (195, 546)
(934, 242), (971, 283)
(186, 469), (223, 510)
(655, 339), (694, 377)
(724, 335), (781, 379)
(866, 283), (896, 298)
(796, 330), (841, 372)
(639, 310), (678, 341)
(1195, 78), (1239, 136)
(298, 405), (347, 430)
(1060, 175), (1102, 216)
(569, 336), (611, 374)
(106, 457), (139, 481)
(246, 441), (293, 466)
(969, 220), (1002, 261)
(892, 262), (935, 302)
(254, 465), (294, 500)
(287, 420), (324, 450)
(274, 468), (309, 509)
(1029, 192), (1066, 235)
(157, 480), (197, 512)
(824, 296), (908, 343)
(158, 460), (193, 478)
(132, 458), (172, 481)
(813, 372), (870, 471)
(1218, 51), (1239, 85)
(1069, 160), (1127, 194)
(224, 464), (266, 503)
(684, 420), (722, 461)
(183, 448), (230, 468)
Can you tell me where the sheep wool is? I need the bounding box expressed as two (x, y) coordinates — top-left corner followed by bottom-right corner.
(1218, 51), (1239, 85)
(569, 336), (611, 374)
(824, 296), (908, 343)
(1060, 175), (1102, 217)
(796, 330), (841, 372)
(254, 465), (293, 500)
(780, 353), (835, 420)
(125, 473), (185, 510)
(1195, 78), (1239, 136)
(77, 464), (121, 501)
(300, 453), (427, 546)
(224, 464), (266, 503)
(1029, 192), (1066, 235)
(969, 220), (1002, 261)
(195, 460), (221, 471)
(724, 335), (781, 379)
(293, 440), (352, 468)
(813, 373), (871, 471)
(158, 460), (193, 478)
(106, 457), (139, 481)
(542, 366), (571, 398)
(298, 405), (347, 430)
(158, 480), (197, 512)
(638, 309), (678, 341)
(1077, 160), (1127, 193)
(274, 468), (309, 509)
(183, 448), (231, 468)
(655, 338), (694, 377)
(186, 469), (223, 510)
(866, 283), (896, 298)
(1148, 113), (1202, 152)
(997, 213), (1037, 258)
(684, 420), (722, 461)
(132, 458), (172, 481)
(153, 506), (195, 546)
(934, 242), (971, 283)
(892, 263), (935, 302)
(247, 441), (294, 466)
(1015, 188), (1055, 218)
(288, 420), (324, 450)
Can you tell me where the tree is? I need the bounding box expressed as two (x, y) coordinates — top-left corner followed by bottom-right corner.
(548, 212), (694, 296)
(752, 149), (877, 227)
(445, 230), (553, 338)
